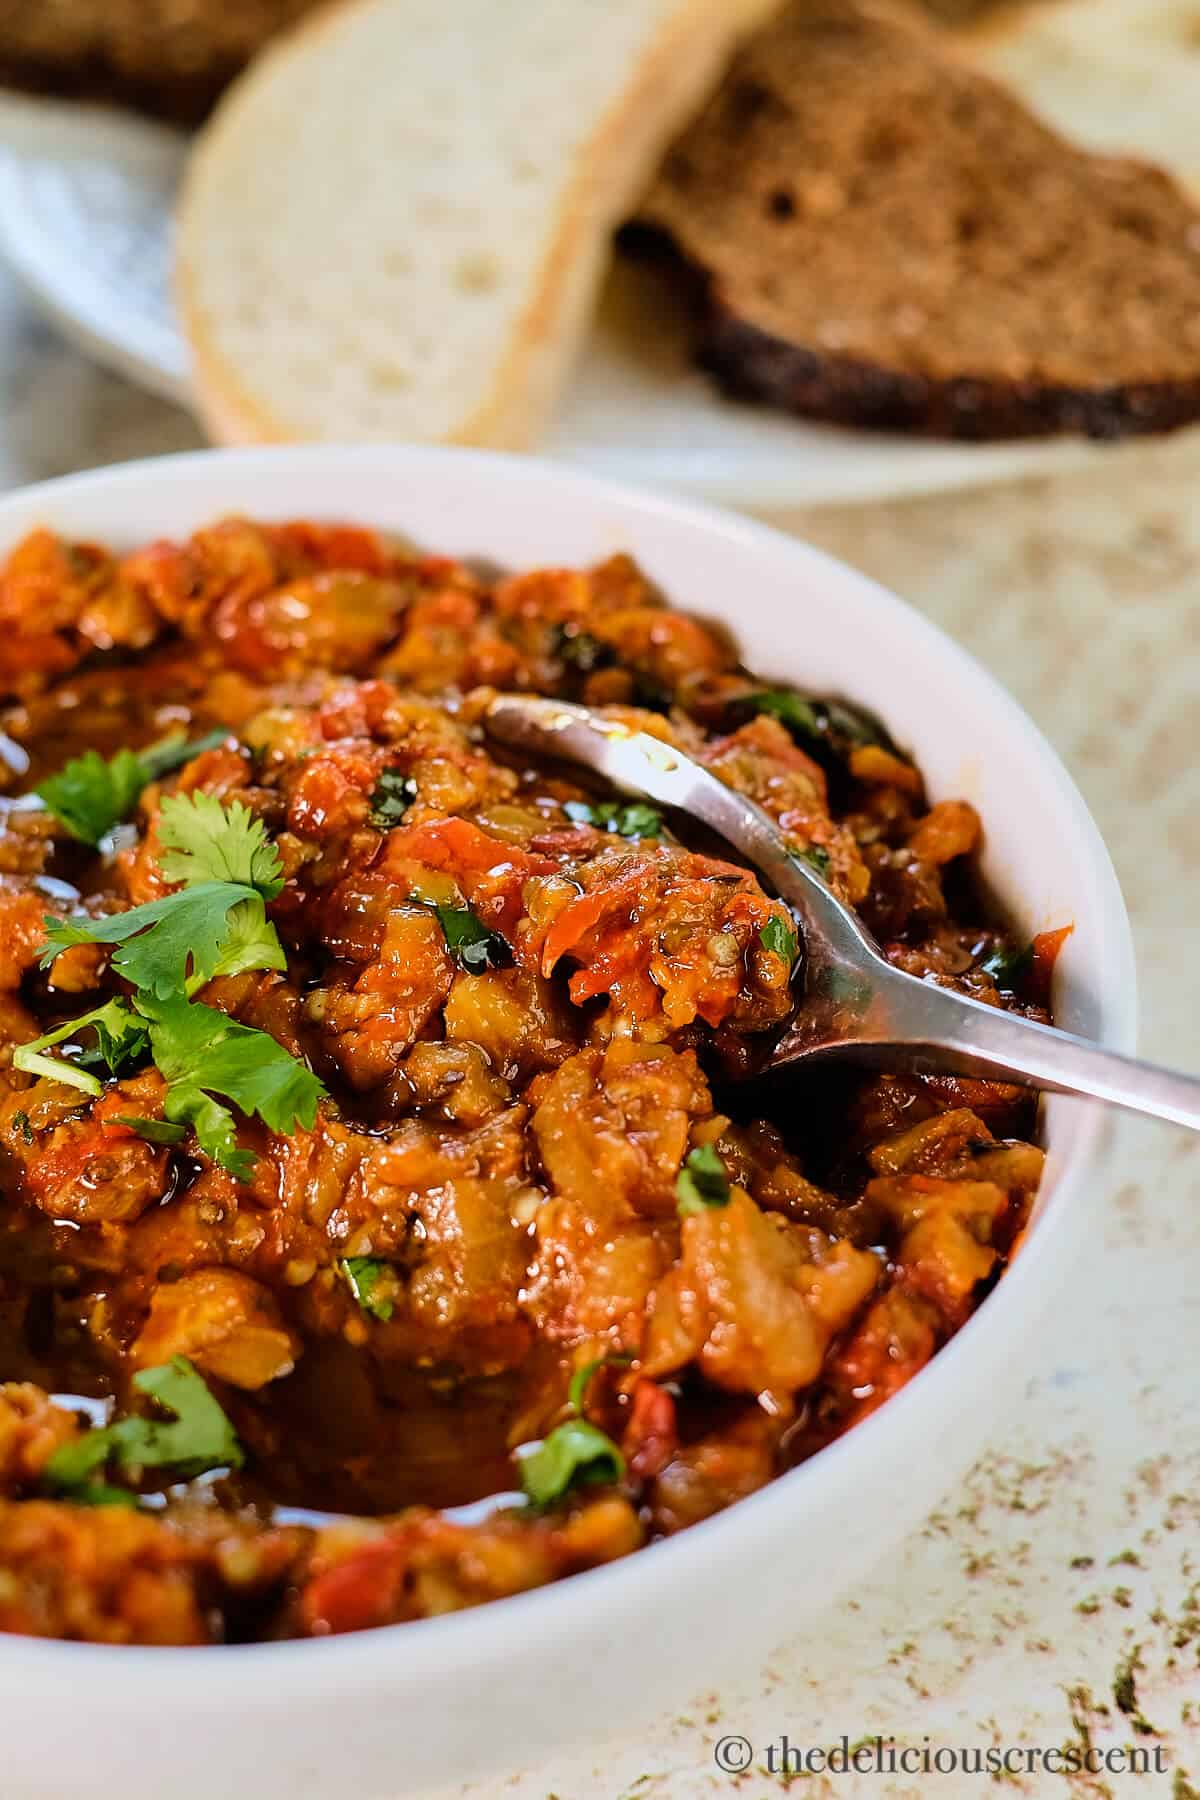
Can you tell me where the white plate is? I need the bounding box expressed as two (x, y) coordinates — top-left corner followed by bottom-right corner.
(0, 92), (1130, 506)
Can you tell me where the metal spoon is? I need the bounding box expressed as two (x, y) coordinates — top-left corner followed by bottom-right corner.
(486, 694), (1200, 1132)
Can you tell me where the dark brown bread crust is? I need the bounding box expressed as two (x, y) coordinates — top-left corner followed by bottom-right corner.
(916, 0), (1029, 18)
(635, 0), (1200, 441)
(0, 55), (225, 124)
(701, 308), (1200, 442)
(0, 1), (324, 124)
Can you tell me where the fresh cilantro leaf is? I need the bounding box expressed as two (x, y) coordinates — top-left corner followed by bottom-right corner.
(34, 731), (228, 846)
(43, 1430), (112, 1490)
(567, 1353), (633, 1417)
(164, 1087), (256, 1181)
(124, 1357), (244, 1474)
(676, 1143), (731, 1217)
(796, 845), (831, 878)
(15, 989), (319, 1178)
(13, 999), (147, 1096)
(980, 941), (1034, 991)
(110, 1116), (188, 1146)
(368, 770), (418, 830)
(37, 781), (289, 1002)
(137, 730), (229, 782)
(432, 904), (510, 973)
(613, 802), (663, 839)
(339, 1257), (397, 1322)
(516, 1346), (633, 1506)
(40, 882), (274, 1000)
(747, 690), (895, 761)
(44, 1357), (243, 1500)
(22, 783), (314, 1176)
(516, 1418), (624, 1509)
(61, 1481), (141, 1508)
(564, 799), (662, 840)
(157, 792), (283, 897)
(145, 993), (325, 1179)
(159, 1007), (325, 1133)
(78, 1005), (151, 1078)
(11, 1110), (32, 1145)
(202, 895), (288, 985)
(749, 689), (824, 741)
(36, 749), (146, 847)
(759, 915), (798, 964)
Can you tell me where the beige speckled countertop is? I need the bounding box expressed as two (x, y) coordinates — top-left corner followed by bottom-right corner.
(2, 273), (1199, 1800)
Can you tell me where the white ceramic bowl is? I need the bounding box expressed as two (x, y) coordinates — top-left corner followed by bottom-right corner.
(0, 448), (1135, 1800)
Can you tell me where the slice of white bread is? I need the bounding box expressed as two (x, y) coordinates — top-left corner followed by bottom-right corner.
(177, 0), (780, 448)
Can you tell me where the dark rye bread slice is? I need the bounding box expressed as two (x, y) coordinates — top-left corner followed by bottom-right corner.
(632, 0), (1200, 440)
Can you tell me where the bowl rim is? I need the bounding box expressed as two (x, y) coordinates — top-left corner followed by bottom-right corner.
(0, 444), (1137, 1699)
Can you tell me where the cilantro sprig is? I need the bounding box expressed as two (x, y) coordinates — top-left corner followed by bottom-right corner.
(567, 1352), (633, 1415)
(796, 845), (831, 879)
(747, 690), (888, 753)
(20, 791), (326, 1178)
(39, 792), (286, 1000)
(145, 993), (325, 1181)
(41, 884), (285, 1000)
(564, 799), (662, 840)
(747, 690), (827, 742)
(515, 1357), (627, 1509)
(44, 1357), (243, 1506)
(431, 902), (510, 973)
(369, 770), (417, 829)
(35, 731), (228, 846)
(156, 791), (283, 894)
(13, 999), (148, 1098)
(111, 1116), (187, 1146)
(339, 1256), (398, 1322)
(980, 940), (1034, 992)
(676, 1143), (731, 1216)
(516, 1419), (624, 1508)
(16, 992), (324, 1176)
(759, 915), (798, 965)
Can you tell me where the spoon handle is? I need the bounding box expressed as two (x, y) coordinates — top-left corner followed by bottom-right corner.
(873, 973), (1200, 1132)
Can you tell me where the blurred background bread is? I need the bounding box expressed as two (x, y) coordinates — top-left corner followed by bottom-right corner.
(632, 0), (1200, 440)
(178, 0), (782, 450)
(0, 0), (325, 124)
(0, 0), (1030, 125)
(12, 0), (1193, 454)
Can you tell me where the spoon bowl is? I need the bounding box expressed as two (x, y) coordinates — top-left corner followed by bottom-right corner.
(487, 693), (1200, 1132)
